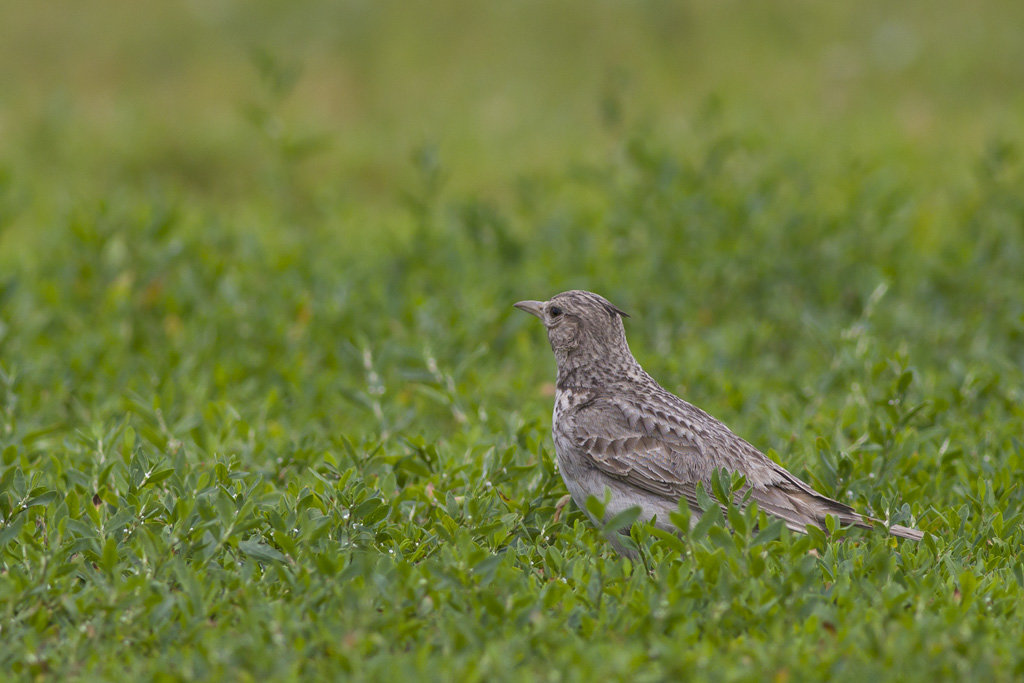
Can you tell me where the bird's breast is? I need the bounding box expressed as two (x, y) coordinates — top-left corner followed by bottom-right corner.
(553, 387), (576, 422)
(551, 386), (576, 446)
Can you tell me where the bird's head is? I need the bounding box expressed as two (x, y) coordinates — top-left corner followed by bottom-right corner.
(514, 290), (631, 368)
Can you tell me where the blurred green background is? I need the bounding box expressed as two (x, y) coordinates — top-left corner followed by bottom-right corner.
(2, 0), (1022, 208)
(3, 1), (1024, 680)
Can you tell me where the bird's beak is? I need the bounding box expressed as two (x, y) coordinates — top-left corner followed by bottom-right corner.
(513, 300), (545, 319)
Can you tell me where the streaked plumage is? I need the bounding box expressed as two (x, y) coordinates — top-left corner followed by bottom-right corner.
(514, 290), (923, 547)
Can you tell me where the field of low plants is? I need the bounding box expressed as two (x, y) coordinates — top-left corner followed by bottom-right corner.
(2, 2), (1024, 680)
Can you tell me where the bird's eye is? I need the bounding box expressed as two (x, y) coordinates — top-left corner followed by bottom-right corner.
(549, 306), (563, 317)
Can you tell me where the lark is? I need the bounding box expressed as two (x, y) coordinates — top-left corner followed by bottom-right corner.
(514, 290), (923, 547)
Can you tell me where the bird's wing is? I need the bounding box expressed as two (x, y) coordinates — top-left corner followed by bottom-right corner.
(566, 394), (877, 535)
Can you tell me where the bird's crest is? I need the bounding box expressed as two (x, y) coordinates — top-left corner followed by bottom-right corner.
(560, 290), (630, 320)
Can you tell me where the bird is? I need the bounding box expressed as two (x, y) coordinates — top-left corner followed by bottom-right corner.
(514, 289), (923, 549)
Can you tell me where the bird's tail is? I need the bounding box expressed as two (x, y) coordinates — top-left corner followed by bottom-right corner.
(885, 523), (924, 541)
(779, 485), (925, 541)
(830, 509), (924, 541)
(826, 506), (924, 541)
(742, 474), (925, 541)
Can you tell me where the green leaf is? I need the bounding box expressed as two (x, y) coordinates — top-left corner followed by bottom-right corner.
(648, 526), (686, 553)
(691, 505), (723, 541)
(585, 494), (608, 522)
(695, 482), (716, 513)
(752, 519), (783, 546)
(707, 524), (733, 550)
(601, 505), (641, 535)
(352, 498), (388, 525)
(472, 553), (503, 580)
(897, 369), (914, 394)
(711, 468), (730, 504)
(146, 468), (175, 487)
(0, 514), (25, 548)
(726, 502), (747, 537)
(100, 536), (119, 575)
(239, 539), (287, 563)
(23, 491), (58, 509)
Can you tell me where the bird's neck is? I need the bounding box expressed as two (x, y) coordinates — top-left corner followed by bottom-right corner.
(555, 351), (643, 391)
